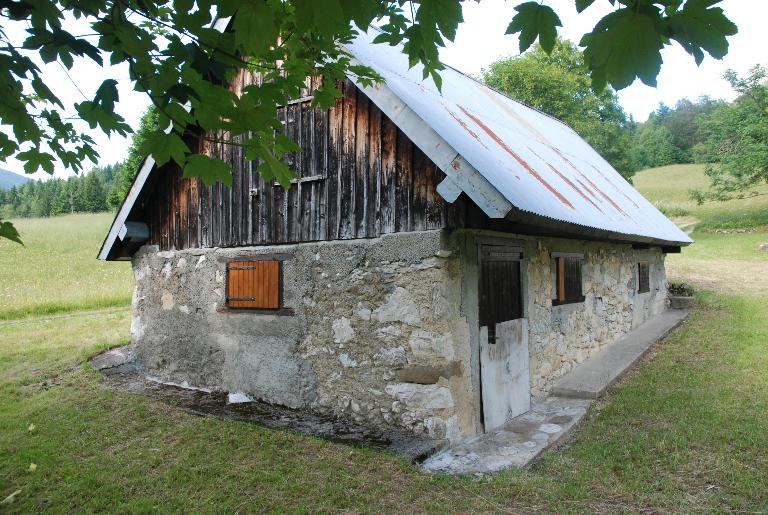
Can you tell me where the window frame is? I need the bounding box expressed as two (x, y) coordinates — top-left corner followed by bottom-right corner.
(637, 261), (650, 294)
(224, 257), (291, 314)
(551, 252), (585, 306)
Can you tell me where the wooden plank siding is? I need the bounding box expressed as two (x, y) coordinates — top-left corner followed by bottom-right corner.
(145, 78), (464, 251)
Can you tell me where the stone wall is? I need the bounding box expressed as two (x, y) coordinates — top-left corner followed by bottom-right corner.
(131, 230), (474, 441)
(131, 229), (667, 442)
(522, 239), (667, 398)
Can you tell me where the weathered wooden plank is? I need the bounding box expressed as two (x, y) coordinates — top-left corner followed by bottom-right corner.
(411, 145), (428, 232)
(240, 136), (250, 245)
(200, 174), (210, 247)
(425, 161), (444, 229)
(367, 101), (381, 238)
(339, 79), (356, 239)
(354, 87), (369, 238)
(379, 116), (397, 234)
(230, 136), (241, 247)
(162, 168), (172, 250)
(395, 128), (412, 233)
(223, 138), (233, 246)
(178, 172), (189, 250)
(326, 84), (343, 240)
(287, 103), (299, 242)
(316, 106), (328, 240)
(189, 177), (200, 248)
(211, 180), (220, 247)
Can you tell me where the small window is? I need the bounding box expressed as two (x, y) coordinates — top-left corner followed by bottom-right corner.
(226, 260), (281, 310)
(637, 262), (650, 293)
(552, 254), (584, 306)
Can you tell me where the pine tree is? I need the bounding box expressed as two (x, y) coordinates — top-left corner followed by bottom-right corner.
(81, 171), (108, 212)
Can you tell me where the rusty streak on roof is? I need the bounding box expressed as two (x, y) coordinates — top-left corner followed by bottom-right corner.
(457, 105), (575, 210)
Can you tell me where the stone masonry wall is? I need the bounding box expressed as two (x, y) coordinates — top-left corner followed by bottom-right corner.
(525, 241), (667, 398)
(131, 228), (667, 441)
(131, 230), (474, 442)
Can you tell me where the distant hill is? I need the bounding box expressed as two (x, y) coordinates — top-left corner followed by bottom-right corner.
(0, 168), (30, 190)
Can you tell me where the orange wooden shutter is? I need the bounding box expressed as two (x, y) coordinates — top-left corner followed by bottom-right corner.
(556, 257), (566, 302)
(227, 261), (281, 309)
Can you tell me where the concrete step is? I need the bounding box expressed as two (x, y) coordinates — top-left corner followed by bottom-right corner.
(421, 396), (591, 474)
(551, 309), (689, 399)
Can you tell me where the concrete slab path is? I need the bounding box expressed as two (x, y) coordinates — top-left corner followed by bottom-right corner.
(551, 309), (689, 399)
(422, 309), (689, 475)
(422, 397), (591, 474)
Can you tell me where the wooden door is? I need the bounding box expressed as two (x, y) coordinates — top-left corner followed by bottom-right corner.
(478, 244), (530, 431)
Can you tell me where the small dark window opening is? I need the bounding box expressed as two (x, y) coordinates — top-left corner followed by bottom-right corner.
(226, 260), (282, 310)
(552, 255), (585, 306)
(637, 262), (650, 293)
(478, 245), (523, 344)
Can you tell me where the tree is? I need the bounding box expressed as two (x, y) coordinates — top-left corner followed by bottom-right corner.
(81, 170), (108, 212)
(691, 65), (768, 203)
(636, 97), (725, 165)
(632, 122), (683, 169)
(0, 0), (740, 242)
(482, 40), (637, 179)
(115, 108), (160, 203)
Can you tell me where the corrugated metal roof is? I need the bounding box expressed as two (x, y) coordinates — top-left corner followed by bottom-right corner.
(344, 30), (692, 245)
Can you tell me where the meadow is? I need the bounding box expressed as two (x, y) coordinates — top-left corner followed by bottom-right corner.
(633, 164), (768, 295)
(0, 213), (133, 319)
(632, 163), (768, 230)
(0, 166), (766, 512)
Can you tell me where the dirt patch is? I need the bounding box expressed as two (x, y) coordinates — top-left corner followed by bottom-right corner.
(667, 260), (768, 296)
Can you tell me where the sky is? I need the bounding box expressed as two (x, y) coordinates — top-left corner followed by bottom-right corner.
(3, 0), (766, 180)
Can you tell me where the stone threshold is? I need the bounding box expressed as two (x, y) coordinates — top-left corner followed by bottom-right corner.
(422, 396), (591, 474)
(422, 308), (689, 475)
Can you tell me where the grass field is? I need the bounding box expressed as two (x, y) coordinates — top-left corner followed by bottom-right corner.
(0, 213), (133, 319)
(633, 164), (768, 230)
(0, 168), (767, 511)
(633, 164), (768, 295)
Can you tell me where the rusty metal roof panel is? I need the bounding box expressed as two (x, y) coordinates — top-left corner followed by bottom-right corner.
(345, 31), (692, 245)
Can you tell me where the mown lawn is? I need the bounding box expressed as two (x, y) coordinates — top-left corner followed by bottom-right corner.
(633, 164), (768, 295)
(0, 213), (133, 319)
(0, 287), (766, 511)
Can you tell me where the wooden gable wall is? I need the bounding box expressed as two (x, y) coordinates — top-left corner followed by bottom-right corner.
(145, 77), (465, 251)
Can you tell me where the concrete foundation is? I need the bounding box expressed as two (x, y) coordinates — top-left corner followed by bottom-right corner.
(131, 229), (667, 443)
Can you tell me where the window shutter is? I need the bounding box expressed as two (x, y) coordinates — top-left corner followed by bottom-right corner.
(553, 254), (584, 305)
(564, 256), (582, 300)
(227, 261), (281, 309)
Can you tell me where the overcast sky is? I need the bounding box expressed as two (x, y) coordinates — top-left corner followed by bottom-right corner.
(3, 0), (766, 180)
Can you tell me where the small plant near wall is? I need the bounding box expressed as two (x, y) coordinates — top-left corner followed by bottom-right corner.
(668, 282), (695, 309)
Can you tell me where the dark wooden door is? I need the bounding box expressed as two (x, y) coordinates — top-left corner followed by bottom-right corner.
(478, 244), (529, 430)
(479, 245), (523, 343)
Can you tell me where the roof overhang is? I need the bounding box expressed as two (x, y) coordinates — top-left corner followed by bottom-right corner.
(97, 156), (156, 261)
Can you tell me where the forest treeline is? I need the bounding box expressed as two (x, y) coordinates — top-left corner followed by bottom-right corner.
(1, 42), (764, 219)
(0, 109), (158, 219)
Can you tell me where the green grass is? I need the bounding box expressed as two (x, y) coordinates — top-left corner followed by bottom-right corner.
(633, 164), (768, 295)
(0, 213), (133, 318)
(0, 296), (765, 512)
(633, 164), (768, 230)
